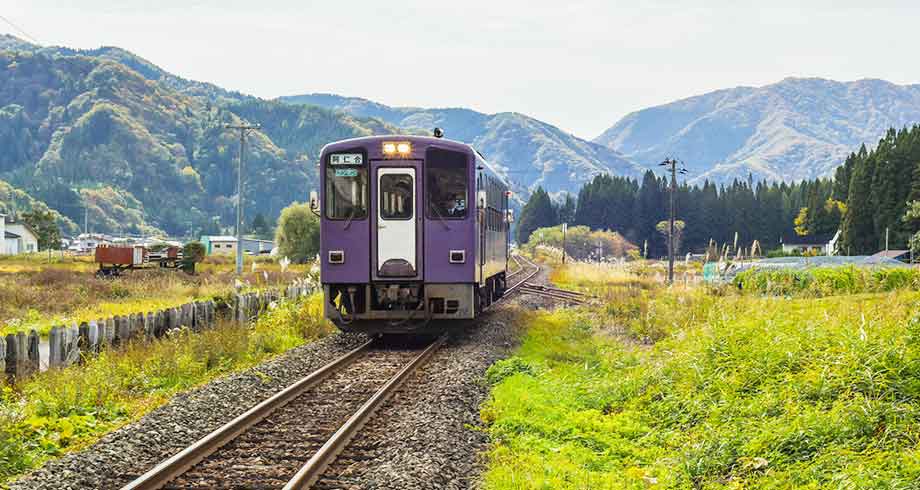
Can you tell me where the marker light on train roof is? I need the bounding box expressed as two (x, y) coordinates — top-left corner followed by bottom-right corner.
(382, 141), (411, 157)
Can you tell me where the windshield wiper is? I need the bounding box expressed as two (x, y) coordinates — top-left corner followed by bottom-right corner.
(429, 204), (451, 231)
(343, 208), (358, 230)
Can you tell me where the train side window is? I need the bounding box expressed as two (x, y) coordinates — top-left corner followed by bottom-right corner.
(426, 148), (468, 219)
(325, 164), (368, 220)
(379, 173), (414, 220)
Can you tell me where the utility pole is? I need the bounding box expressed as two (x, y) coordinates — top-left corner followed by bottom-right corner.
(225, 123), (261, 275)
(561, 222), (567, 264)
(659, 158), (688, 285)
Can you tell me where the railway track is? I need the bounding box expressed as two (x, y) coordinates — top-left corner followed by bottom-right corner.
(121, 255), (575, 490)
(506, 255), (589, 305)
(121, 335), (445, 490)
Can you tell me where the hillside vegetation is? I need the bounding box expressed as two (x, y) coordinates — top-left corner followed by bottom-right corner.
(0, 40), (395, 236)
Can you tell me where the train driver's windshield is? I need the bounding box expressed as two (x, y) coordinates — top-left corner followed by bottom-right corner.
(325, 164), (368, 220)
(427, 148), (468, 219)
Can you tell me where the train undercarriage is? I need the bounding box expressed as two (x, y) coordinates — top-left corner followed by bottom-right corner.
(325, 274), (506, 333)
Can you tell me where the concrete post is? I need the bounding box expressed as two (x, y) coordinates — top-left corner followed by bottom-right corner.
(104, 318), (116, 346)
(16, 332), (28, 376)
(88, 321), (100, 353)
(49, 326), (62, 368)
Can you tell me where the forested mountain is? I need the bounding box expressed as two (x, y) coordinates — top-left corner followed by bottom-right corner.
(280, 93), (645, 197)
(0, 36), (394, 236)
(596, 78), (920, 184)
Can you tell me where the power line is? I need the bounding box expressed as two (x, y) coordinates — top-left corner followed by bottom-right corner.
(0, 14), (41, 44)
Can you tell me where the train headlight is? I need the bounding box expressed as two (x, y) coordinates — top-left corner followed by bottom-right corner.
(383, 141), (411, 157)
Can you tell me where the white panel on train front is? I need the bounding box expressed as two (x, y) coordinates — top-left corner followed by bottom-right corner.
(376, 168), (417, 274)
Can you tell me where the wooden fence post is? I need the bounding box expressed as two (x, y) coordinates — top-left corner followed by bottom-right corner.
(5, 334), (16, 379)
(79, 322), (90, 357)
(27, 330), (40, 375)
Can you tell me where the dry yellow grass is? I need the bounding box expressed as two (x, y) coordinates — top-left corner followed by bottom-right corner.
(0, 254), (313, 336)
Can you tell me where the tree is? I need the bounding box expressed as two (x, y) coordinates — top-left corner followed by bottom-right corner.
(21, 210), (61, 251)
(250, 212), (272, 239)
(516, 187), (557, 244)
(182, 241), (207, 273)
(275, 202), (320, 263)
(557, 194), (576, 224)
(656, 220), (686, 256)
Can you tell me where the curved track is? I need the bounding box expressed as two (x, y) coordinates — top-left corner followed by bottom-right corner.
(121, 255), (574, 490)
(121, 336), (445, 490)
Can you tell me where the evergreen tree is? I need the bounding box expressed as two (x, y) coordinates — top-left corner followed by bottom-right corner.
(516, 187), (557, 244)
(557, 194), (576, 224)
(840, 148), (877, 254)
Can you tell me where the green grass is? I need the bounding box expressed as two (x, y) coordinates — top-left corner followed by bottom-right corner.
(482, 286), (920, 489)
(0, 292), (333, 483)
(733, 265), (920, 297)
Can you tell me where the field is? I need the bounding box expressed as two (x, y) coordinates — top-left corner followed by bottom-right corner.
(0, 292), (333, 482)
(482, 260), (920, 489)
(0, 253), (312, 336)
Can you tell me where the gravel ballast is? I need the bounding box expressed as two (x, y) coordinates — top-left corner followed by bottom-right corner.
(11, 284), (554, 489)
(9, 333), (370, 490)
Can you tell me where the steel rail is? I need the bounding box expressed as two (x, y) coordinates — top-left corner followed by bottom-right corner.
(506, 254), (526, 280)
(521, 283), (589, 298)
(283, 335), (447, 490)
(119, 338), (376, 490)
(505, 255), (541, 295)
(518, 286), (586, 304)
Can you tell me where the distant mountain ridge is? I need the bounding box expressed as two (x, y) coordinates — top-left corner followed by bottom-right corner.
(595, 77), (920, 183)
(280, 94), (646, 198)
(0, 34), (394, 235)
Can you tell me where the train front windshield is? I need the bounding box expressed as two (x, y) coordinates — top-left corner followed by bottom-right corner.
(325, 164), (368, 219)
(426, 148), (468, 219)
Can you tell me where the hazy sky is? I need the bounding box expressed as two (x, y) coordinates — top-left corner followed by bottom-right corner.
(2, 1), (919, 139)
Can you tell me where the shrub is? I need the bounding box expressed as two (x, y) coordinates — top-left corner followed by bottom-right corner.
(733, 266), (920, 297)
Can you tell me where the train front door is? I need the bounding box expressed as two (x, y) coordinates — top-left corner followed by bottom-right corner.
(374, 166), (419, 278)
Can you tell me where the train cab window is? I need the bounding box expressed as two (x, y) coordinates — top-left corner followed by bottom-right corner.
(325, 164), (368, 220)
(379, 174), (414, 220)
(426, 148), (468, 219)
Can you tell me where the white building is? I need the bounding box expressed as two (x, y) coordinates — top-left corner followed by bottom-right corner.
(2, 216), (39, 255)
(780, 230), (840, 256)
(68, 233), (112, 254)
(201, 235), (238, 255)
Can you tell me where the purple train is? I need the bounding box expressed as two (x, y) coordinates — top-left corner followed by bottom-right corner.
(312, 133), (511, 333)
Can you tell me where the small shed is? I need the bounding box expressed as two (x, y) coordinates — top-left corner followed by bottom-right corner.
(200, 235), (238, 255)
(2, 216), (39, 255)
